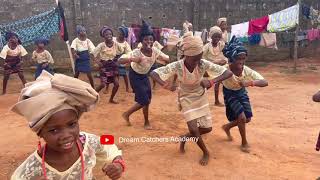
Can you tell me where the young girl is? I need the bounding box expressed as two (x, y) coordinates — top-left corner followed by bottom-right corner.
(150, 35), (232, 166)
(10, 71), (125, 180)
(71, 25), (96, 88)
(93, 26), (123, 104)
(118, 20), (170, 130)
(0, 32), (27, 95)
(32, 38), (54, 79)
(221, 36), (268, 152)
(203, 26), (228, 106)
(312, 91), (320, 151)
(104, 26), (132, 93)
(217, 17), (229, 43)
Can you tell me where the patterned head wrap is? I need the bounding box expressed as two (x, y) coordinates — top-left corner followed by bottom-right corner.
(5, 31), (22, 44)
(209, 26), (222, 38)
(118, 25), (129, 38)
(217, 17), (227, 26)
(139, 20), (154, 42)
(34, 37), (49, 46)
(181, 35), (203, 56)
(11, 71), (99, 133)
(100, 26), (113, 37)
(76, 25), (86, 35)
(222, 36), (247, 63)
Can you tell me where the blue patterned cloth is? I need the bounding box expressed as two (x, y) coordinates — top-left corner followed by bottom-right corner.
(222, 36), (248, 63)
(0, 8), (60, 48)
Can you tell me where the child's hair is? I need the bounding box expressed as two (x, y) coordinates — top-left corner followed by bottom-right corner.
(34, 38), (49, 46)
(139, 20), (155, 42)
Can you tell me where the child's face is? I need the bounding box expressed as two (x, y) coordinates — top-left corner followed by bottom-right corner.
(104, 30), (113, 42)
(37, 43), (45, 49)
(142, 35), (154, 49)
(185, 53), (202, 68)
(9, 36), (18, 44)
(79, 31), (87, 37)
(211, 33), (222, 45)
(39, 109), (80, 153)
(118, 30), (125, 39)
(220, 22), (227, 31)
(231, 53), (246, 71)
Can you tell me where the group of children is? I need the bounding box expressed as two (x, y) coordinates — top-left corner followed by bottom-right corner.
(5, 17), (272, 179)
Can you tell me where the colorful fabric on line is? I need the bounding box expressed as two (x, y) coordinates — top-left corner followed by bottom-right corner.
(231, 22), (249, 38)
(223, 86), (253, 122)
(310, 7), (320, 27)
(248, 16), (269, 35)
(248, 34), (261, 45)
(307, 29), (320, 41)
(302, 4), (311, 19)
(267, 4), (299, 32)
(0, 8), (60, 47)
(259, 33), (278, 50)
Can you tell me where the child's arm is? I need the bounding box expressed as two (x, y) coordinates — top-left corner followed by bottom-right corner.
(71, 48), (79, 59)
(102, 156), (124, 180)
(313, 91), (320, 102)
(240, 66), (268, 88)
(150, 62), (179, 91)
(201, 69), (233, 89)
(118, 51), (142, 64)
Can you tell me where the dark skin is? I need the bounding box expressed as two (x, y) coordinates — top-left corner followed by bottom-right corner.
(94, 30), (119, 104)
(210, 33), (227, 106)
(218, 53), (268, 152)
(312, 91), (320, 102)
(150, 53), (233, 166)
(119, 35), (169, 130)
(71, 31), (95, 88)
(2, 36), (27, 95)
(105, 29), (130, 93)
(36, 109), (123, 179)
(219, 21), (228, 32)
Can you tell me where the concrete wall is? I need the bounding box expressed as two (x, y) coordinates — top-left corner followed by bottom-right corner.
(0, 0), (319, 68)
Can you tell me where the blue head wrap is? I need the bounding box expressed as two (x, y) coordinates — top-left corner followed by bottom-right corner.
(76, 25), (86, 35)
(139, 20), (154, 42)
(100, 26), (113, 37)
(34, 37), (49, 46)
(222, 36), (248, 63)
(118, 26), (129, 38)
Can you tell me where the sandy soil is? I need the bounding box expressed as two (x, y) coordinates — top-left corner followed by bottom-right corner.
(0, 58), (319, 180)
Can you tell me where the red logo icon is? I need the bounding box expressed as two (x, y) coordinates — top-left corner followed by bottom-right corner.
(100, 135), (114, 145)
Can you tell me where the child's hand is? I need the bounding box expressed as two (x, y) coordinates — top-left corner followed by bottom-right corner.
(102, 163), (123, 180)
(200, 79), (212, 89)
(239, 80), (254, 87)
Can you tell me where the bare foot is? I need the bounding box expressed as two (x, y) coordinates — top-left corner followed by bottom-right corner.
(144, 123), (152, 130)
(222, 125), (233, 141)
(240, 143), (250, 153)
(122, 112), (131, 126)
(109, 100), (119, 104)
(214, 102), (224, 107)
(199, 153), (209, 166)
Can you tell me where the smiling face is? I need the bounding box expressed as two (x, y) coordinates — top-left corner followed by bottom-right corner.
(9, 35), (19, 45)
(39, 109), (80, 153)
(230, 53), (247, 72)
(142, 35), (154, 50)
(211, 33), (222, 45)
(103, 29), (113, 42)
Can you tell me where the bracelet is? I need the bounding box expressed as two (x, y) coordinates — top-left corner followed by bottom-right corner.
(113, 159), (126, 172)
(210, 80), (215, 87)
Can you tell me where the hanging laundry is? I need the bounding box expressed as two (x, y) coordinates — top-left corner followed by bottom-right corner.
(259, 33), (278, 50)
(302, 4), (311, 19)
(310, 7), (320, 27)
(267, 4), (299, 32)
(0, 8), (60, 46)
(248, 16), (269, 35)
(297, 31), (308, 41)
(194, 31), (202, 37)
(248, 34), (261, 45)
(231, 22), (249, 38)
(307, 28), (320, 41)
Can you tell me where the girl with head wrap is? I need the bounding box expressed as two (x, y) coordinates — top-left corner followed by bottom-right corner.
(32, 38), (54, 79)
(109, 25), (132, 93)
(203, 26), (228, 106)
(92, 26), (124, 104)
(0, 32), (28, 95)
(221, 36), (268, 152)
(150, 35), (233, 166)
(118, 20), (170, 130)
(217, 17), (229, 43)
(10, 72), (125, 180)
(70, 25), (96, 88)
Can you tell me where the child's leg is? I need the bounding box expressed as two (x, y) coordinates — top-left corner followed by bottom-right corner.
(2, 74), (9, 94)
(180, 127), (212, 153)
(236, 113), (249, 151)
(123, 75), (129, 92)
(214, 83), (223, 106)
(142, 104), (152, 130)
(17, 72), (27, 85)
(86, 72), (95, 88)
(186, 120), (210, 166)
(95, 83), (106, 93)
(74, 71), (80, 78)
(104, 84), (109, 94)
(152, 78), (156, 90)
(109, 77), (119, 104)
(122, 103), (143, 126)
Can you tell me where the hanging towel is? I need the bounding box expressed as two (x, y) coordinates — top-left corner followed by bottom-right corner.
(267, 4), (299, 32)
(259, 33), (278, 50)
(231, 22), (249, 38)
(248, 16), (269, 35)
(127, 27), (137, 48)
(302, 4), (311, 19)
(248, 34), (261, 45)
(307, 29), (320, 41)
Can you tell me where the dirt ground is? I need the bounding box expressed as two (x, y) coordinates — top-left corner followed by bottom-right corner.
(0, 58), (319, 180)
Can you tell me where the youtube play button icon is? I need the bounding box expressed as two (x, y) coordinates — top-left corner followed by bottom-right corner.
(100, 135), (115, 145)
